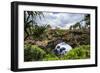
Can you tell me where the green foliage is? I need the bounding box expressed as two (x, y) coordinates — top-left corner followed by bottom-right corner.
(43, 45), (90, 61)
(24, 44), (90, 61)
(32, 24), (47, 39)
(43, 53), (59, 61)
(84, 14), (90, 27)
(70, 22), (81, 30)
(24, 11), (44, 40)
(24, 44), (46, 61)
(64, 45), (90, 59)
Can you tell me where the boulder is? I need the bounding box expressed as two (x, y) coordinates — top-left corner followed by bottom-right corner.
(53, 42), (72, 55)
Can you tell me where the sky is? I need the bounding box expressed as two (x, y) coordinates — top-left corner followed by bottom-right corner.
(34, 12), (86, 29)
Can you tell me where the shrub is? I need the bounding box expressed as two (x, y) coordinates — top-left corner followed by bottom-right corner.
(24, 44), (90, 61)
(32, 24), (47, 40)
(63, 45), (90, 60)
(24, 44), (46, 61)
(43, 53), (59, 61)
(43, 45), (90, 61)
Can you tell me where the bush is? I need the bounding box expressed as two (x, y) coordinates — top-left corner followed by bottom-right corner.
(43, 53), (59, 61)
(43, 45), (90, 61)
(24, 44), (90, 61)
(32, 25), (47, 40)
(63, 45), (90, 60)
(24, 44), (46, 61)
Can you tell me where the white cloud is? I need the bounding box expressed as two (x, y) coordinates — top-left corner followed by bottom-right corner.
(35, 12), (85, 29)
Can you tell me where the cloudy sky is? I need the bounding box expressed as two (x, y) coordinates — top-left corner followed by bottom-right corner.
(35, 12), (86, 29)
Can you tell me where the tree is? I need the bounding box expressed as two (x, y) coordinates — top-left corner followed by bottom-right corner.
(84, 14), (90, 29)
(70, 22), (81, 30)
(69, 25), (73, 30)
(32, 24), (47, 39)
(47, 25), (51, 29)
(24, 11), (43, 40)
